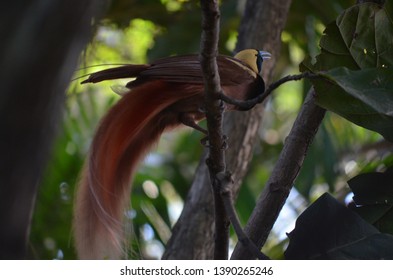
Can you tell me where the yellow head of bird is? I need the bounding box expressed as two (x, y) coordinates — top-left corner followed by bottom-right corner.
(234, 49), (271, 74)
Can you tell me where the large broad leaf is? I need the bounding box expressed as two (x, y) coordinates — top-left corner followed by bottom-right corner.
(301, 3), (393, 141)
(302, 3), (393, 71)
(285, 193), (393, 259)
(348, 168), (393, 235)
(317, 67), (393, 141)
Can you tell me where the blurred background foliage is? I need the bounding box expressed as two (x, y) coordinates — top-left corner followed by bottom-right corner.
(29, 0), (393, 259)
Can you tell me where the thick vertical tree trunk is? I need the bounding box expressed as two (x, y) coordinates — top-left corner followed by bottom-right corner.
(0, 1), (107, 259)
(163, 0), (292, 259)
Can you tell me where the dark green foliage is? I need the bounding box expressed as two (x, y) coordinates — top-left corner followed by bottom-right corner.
(348, 168), (393, 235)
(286, 2), (393, 260)
(302, 3), (393, 141)
(318, 67), (393, 141)
(285, 193), (393, 259)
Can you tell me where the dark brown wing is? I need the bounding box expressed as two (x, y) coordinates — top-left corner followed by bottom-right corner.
(81, 64), (150, 84)
(80, 54), (262, 100)
(128, 54), (257, 87)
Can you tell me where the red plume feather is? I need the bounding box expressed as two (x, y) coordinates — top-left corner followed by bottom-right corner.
(74, 81), (202, 259)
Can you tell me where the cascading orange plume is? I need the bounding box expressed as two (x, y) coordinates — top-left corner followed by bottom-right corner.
(73, 49), (271, 259)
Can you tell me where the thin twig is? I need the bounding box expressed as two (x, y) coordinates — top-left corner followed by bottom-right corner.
(220, 72), (320, 110)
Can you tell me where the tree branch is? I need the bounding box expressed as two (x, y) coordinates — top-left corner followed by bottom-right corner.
(199, 0), (230, 260)
(220, 72), (320, 110)
(231, 88), (326, 259)
(218, 171), (268, 260)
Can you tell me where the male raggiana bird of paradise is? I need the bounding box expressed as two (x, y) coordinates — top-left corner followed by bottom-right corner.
(73, 49), (271, 259)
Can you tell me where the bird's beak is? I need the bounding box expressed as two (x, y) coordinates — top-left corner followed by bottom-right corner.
(259, 51), (272, 60)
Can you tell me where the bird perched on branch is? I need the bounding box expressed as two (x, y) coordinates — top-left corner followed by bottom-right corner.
(73, 49), (271, 259)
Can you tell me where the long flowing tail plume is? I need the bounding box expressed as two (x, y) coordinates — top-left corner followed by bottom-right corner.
(73, 81), (199, 259)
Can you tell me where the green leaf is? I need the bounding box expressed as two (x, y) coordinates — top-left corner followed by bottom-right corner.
(316, 67), (393, 141)
(302, 3), (393, 71)
(300, 3), (393, 141)
(300, 3), (393, 136)
(285, 193), (393, 259)
(348, 168), (393, 235)
(348, 168), (393, 205)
